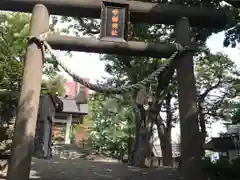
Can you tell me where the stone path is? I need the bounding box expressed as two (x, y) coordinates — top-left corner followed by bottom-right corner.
(28, 157), (181, 180)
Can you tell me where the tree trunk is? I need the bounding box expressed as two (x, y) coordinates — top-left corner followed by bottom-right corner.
(154, 93), (173, 166)
(130, 103), (141, 165)
(127, 127), (133, 163)
(161, 132), (173, 166)
(164, 93), (173, 166)
(132, 104), (152, 167)
(155, 115), (173, 166)
(133, 128), (152, 167)
(198, 104), (207, 157)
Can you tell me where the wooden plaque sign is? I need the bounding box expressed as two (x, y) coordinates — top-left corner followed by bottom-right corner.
(100, 1), (129, 42)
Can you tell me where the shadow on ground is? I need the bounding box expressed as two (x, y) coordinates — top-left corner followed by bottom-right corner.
(0, 143), (182, 180)
(0, 156), (181, 180)
(28, 156), (181, 180)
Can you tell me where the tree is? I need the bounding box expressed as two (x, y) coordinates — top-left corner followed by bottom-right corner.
(231, 106), (240, 124)
(41, 75), (66, 96)
(223, 4), (240, 48)
(85, 93), (134, 161)
(0, 12), (61, 173)
(50, 0), (239, 179)
(226, 80), (240, 124)
(155, 89), (178, 166)
(0, 12), (29, 121)
(195, 52), (240, 155)
(0, 12), (30, 173)
(0, 12), (61, 121)
(100, 21), (167, 166)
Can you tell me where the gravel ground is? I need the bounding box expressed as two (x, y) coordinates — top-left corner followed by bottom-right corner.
(27, 156), (181, 180)
(0, 147), (181, 180)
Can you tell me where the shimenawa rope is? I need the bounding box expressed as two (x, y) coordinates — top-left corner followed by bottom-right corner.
(27, 33), (186, 94)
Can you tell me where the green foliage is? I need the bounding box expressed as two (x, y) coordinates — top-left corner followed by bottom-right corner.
(70, 124), (86, 143)
(195, 52), (240, 122)
(0, 12), (62, 161)
(230, 103), (240, 124)
(223, 7), (240, 48)
(0, 12), (62, 120)
(86, 94), (134, 160)
(0, 12), (30, 122)
(41, 75), (66, 96)
(0, 12), (30, 169)
(43, 56), (61, 79)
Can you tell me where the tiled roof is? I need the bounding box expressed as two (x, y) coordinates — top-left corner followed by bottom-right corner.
(204, 137), (237, 152)
(57, 96), (88, 115)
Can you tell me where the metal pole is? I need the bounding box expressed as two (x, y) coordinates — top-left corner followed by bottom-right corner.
(6, 4), (49, 180)
(175, 17), (201, 180)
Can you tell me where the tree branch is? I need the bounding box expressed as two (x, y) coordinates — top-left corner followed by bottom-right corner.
(204, 111), (226, 120)
(198, 79), (222, 103)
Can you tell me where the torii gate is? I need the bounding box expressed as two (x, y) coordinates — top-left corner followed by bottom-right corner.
(0, 1), (230, 180)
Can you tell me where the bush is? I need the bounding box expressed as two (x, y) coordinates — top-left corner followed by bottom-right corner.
(0, 123), (14, 172)
(201, 156), (240, 180)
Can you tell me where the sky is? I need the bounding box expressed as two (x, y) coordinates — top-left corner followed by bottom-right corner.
(54, 24), (239, 141)
(57, 32), (240, 83)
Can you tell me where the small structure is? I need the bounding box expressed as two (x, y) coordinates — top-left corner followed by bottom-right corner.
(151, 143), (181, 167)
(52, 80), (88, 145)
(35, 80), (89, 159)
(53, 95), (88, 144)
(204, 124), (240, 161)
(151, 124), (181, 167)
(34, 94), (61, 159)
